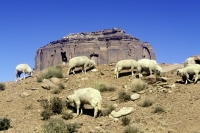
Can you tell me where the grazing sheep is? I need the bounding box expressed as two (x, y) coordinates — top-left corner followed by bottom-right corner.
(15, 64), (32, 82)
(177, 64), (200, 84)
(114, 59), (138, 78)
(184, 57), (196, 67)
(137, 59), (162, 78)
(66, 87), (102, 118)
(67, 56), (96, 75)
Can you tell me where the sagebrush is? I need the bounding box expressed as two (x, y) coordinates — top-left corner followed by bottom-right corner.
(130, 79), (147, 92)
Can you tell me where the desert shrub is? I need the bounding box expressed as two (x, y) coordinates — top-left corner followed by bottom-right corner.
(123, 126), (144, 133)
(40, 100), (52, 120)
(62, 112), (73, 120)
(121, 117), (131, 126)
(51, 88), (61, 94)
(43, 118), (67, 133)
(0, 83), (5, 91)
(41, 109), (52, 120)
(94, 81), (116, 92)
(130, 79), (147, 92)
(139, 98), (153, 107)
(37, 67), (63, 82)
(153, 105), (165, 114)
(0, 117), (10, 131)
(50, 97), (64, 114)
(98, 83), (116, 92)
(118, 91), (131, 102)
(66, 123), (81, 133)
(101, 104), (116, 116)
(58, 83), (65, 90)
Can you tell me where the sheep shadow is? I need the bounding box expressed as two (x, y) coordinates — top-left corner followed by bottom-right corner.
(118, 71), (138, 78)
(175, 79), (200, 84)
(68, 66), (95, 75)
(67, 105), (95, 117)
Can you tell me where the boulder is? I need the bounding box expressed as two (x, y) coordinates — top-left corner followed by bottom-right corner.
(41, 79), (56, 90)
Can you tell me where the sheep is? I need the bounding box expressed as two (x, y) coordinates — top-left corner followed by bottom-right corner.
(66, 87), (102, 118)
(67, 56), (96, 75)
(114, 59), (138, 78)
(15, 64), (32, 82)
(177, 64), (200, 84)
(137, 59), (162, 78)
(184, 57), (196, 67)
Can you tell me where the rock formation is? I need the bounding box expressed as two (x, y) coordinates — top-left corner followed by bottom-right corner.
(35, 28), (156, 71)
(190, 55), (200, 64)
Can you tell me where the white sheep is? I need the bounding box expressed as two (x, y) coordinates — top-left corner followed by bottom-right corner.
(177, 64), (200, 84)
(114, 59), (138, 78)
(67, 56), (96, 75)
(137, 59), (162, 78)
(66, 87), (102, 118)
(184, 57), (196, 67)
(15, 64), (33, 82)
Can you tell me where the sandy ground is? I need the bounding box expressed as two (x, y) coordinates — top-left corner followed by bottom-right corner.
(0, 63), (200, 133)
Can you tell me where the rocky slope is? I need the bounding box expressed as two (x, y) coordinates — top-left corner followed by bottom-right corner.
(1, 63), (200, 133)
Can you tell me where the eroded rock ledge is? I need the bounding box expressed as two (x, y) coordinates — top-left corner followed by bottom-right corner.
(35, 28), (155, 71)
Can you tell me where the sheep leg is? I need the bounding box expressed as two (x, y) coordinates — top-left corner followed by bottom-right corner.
(84, 64), (87, 74)
(185, 74), (193, 84)
(72, 68), (76, 75)
(67, 68), (71, 75)
(94, 106), (98, 118)
(194, 73), (199, 84)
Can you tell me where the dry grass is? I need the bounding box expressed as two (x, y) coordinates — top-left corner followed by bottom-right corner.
(130, 79), (147, 92)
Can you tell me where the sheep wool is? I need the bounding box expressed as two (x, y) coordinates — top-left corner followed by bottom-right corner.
(137, 58), (162, 78)
(66, 87), (102, 118)
(114, 59), (138, 78)
(15, 64), (32, 82)
(67, 56), (96, 75)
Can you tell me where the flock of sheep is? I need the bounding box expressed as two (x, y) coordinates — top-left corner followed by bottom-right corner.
(14, 56), (200, 118)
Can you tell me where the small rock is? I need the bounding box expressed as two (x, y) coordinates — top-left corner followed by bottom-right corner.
(81, 77), (89, 81)
(131, 93), (140, 101)
(110, 95), (118, 101)
(91, 69), (98, 72)
(111, 107), (134, 118)
(50, 77), (60, 84)
(41, 79), (56, 90)
(20, 92), (30, 98)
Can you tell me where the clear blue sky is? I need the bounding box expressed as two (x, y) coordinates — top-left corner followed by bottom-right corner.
(1, 0), (200, 82)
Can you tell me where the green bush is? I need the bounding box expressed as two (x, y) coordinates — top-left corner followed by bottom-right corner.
(0, 83), (5, 91)
(66, 123), (81, 133)
(94, 81), (116, 92)
(51, 88), (61, 94)
(41, 109), (52, 120)
(118, 91), (131, 102)
(40, 97), (64, 120)
(121, 117), (131, 126)
(130, 79), (147, 92)
(153, 105), (165, 114)
(43, 118), (67, 133)
(37, 67), (63, 82)
(62, 112), (73, 120)
(139, 98), (153, 107)
(101, 104), (116, 116)
(0, 117), (10, 131)
(123, 126), (144, 133)
(50, 97), (64, 114)
(58, 83), (65, 90)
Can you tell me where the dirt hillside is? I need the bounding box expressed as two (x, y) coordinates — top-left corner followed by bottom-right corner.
(0, 63), (200, 133)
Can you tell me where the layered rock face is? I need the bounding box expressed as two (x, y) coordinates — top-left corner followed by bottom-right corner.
(190, 55), (200, 64)
(35, 28), (156, 71)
